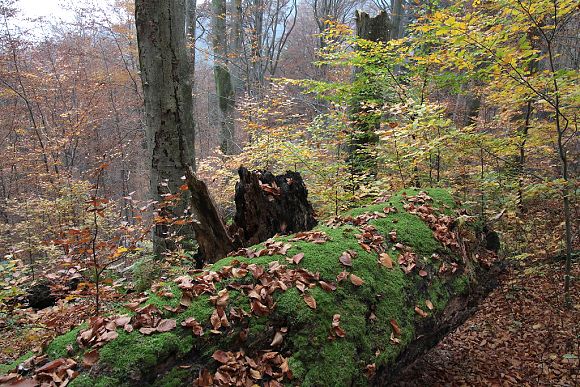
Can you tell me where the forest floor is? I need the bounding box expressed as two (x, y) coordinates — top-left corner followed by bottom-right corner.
(1, 256), (578, 385)
(394, 256), (579, 386)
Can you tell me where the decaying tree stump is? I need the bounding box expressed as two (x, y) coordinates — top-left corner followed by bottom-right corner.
(186, 167), (317, 264)
(185, 167), (235, 264)
(230, 167), (317, 246)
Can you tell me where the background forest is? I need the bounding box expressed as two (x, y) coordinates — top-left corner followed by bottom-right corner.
(0, 0), (578, 384)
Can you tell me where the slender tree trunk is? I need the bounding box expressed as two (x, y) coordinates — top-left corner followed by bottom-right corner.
(389, 0), (403, 40)
(211, 0), (236, 154)
(230, 0), (244, 93)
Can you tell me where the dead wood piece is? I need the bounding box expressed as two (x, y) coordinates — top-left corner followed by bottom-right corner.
(232, 167), (317, 246)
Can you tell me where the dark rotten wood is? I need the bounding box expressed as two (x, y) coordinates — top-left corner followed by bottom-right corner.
(231, 167), (317, 246)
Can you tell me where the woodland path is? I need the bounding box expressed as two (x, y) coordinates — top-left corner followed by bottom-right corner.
(393, 258), (579, 386)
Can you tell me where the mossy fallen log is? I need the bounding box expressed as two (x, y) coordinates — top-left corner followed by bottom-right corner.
(1, 189), (501, 387)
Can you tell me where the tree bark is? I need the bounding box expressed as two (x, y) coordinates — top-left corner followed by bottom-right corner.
(184, 167), (234, 264)
(211, 0), (236, 155)
(231, 167), (318, 246)
(135, 0), (196, 256)
(348, 11), (391, 181)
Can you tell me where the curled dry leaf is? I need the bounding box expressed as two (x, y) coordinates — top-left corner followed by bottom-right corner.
(364, 363), (377, 378)
(414, 306), (428, 318)
(196, 369), (213, 386)
(319, 281), (336, 291)
(115, 316), (131, 327)
(349, 274), (364, 286)
(210, 289), (229, 307)
(336, 271), (349, 282)
(251, 300), (270, 316)
(212, 350), (231, 364)
(100, 331), (118, 342)
(390, 332), (400, 344)
(36, 359), (66, 373)
(331, 314), (346, 338)
(287, 252), (304, 264)
(339, 251), (353, 266)
(231, 267), (248, 278)
(250, 368), (262, 380)
(180, 293), (192, 307)
(270, 331), (284, 347)
(379, 253), (393, 269)
(279, 243), (292, 255)
(182, 317), (204, 336)
(248, 264), (264, 279)
(82, 349), (99, 367)
(303, 293), (317, 309)
(139, 327), (156, 335)
(295, 281), (306, 293)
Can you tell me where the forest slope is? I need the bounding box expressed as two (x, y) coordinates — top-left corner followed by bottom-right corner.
(1, 189), (499, 386)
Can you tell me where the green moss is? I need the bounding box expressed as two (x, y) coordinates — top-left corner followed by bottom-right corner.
(372, 214), (439, 255)
(69, 375), (123, 387)
(176, 294), (213, 324)
(426, 277), (451, 312)
(154, 367), (190, 387)
(99, 330), (193, 379)
(348, 188), (454, 217)
(145, 282), (182, 313)
(0, 351), (34, 375)
(42, 188), (467, 386)
(46, 325), (85, 359)
(133, 256), (160, 292)
(302, 340), (358, 387)
(451, 274), (470, 294)
(287, 356), (306, 380)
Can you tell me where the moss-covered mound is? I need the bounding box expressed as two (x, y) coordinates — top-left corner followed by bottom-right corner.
(2, 189), (498, 387)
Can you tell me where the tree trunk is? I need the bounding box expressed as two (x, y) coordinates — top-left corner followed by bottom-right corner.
(30, 190), (503, 387)
(348, 11), (391, 182)
(211, 0), (236, 155)
(389, 0), (404, 40)
(230, 0), (245, 94)
(135, 0), (196, 256)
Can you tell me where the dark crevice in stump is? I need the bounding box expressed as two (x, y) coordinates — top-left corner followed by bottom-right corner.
(230, 167), (317, 247)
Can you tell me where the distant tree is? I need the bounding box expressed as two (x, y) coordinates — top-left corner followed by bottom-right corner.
(211, 0), (236, 154)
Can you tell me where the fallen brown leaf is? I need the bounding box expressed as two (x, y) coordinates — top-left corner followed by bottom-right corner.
(390, 319), (401, 336)
(303, 293), (317, 309)
(339, 251), (353, 266)
(415, 306), (428, 318)
(156, 319), (177, 333)
(270, 331), (284, 347)
(349, 274), (364, 286)
(379, 253), (393, 268)
(82, 349), (99, 367)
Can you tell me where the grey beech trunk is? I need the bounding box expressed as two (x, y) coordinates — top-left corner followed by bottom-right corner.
(135, 0), (196, 255)
(230, 0), (245, 93)
(136, 0), (234, 262)
(211, 0), (236, 155)
(389, 0), (403, 40)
